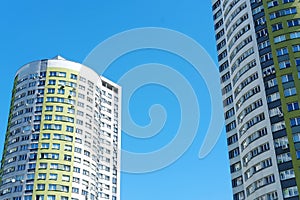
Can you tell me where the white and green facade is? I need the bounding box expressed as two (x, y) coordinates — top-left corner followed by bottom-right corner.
(213, 0), (300, 199)
(0, 56), (121, 200)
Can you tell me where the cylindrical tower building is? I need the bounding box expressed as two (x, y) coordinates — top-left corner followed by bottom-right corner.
(0, 56), (121, 200)
(213, 0), (300, 199)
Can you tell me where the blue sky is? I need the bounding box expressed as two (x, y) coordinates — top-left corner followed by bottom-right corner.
(0, 1), (232, 199)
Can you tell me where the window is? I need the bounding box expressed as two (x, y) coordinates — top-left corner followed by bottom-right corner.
(255, 16), (265, 26)
(268, 0), (278, 8)
(79, 85), (85, 90)
(277, 152), (292, 164)
(84, 150), (90, 157)
(293, 132), (300, 142)
(258, 40), (270, 50)
(218, 50), (227, 61)
(38, 173), (46, 180)
(44, 115), (52, 121)
(41, 143), (49, 149)
(276, 47), (288, 56)
(280, 169), (295, 180)
(274, 35), (286, 43)
(78, 102), (84, 108)
(283, 0), (294, 3)
(246, 175), (275, 195)
(215, 29), (225, 41)
(74, 147), (82, 153)
(281, 74), (293, 83)
(284, 87), (296, 97)
(37, 184), (45, 191)
(274, 136), (288, 148)
(224, 95), (233, 106)
(279, 60), (291, 69)
(270, 7), (297, 20)
(266, 78), (277, 88)
(271, 121), (286, 132)
(73, 177), (80, 183)
(26, 184), (34, 191)
(260, 52), (272, 62)
(49, 173), (58, 180)
(45, 106), (53, 111)
(287, 102), (299, 111)
(225, 108), (235, 119)
(233, 59), (256, 84)
(42, 133), (50, 139)
(283, 186), (298, 198)
(252, 4), (264, 15)
(83, 169), (89, 176)
(288, 18), (300, 27)
(55, 106), (63, 112)
(222, 84), (232, 95)
(290, 117), (300, 127)
(217, 39), (226, 50)
(272, 22), (282, 31)
(256, 28), (268, 38)
(230, 162), (241, 173)
(52, 143), (60, 150)
(39, 163), (47, 169)
(296, 58), (300, 66)
(269, 106), (282, 117)
(58, 72), (66, 77)
(227, 134), (238, 145)
(64, 155), (72, 161)
(229, 147), (240, 159)
(214, 18), (223, 30)
(49, 184), (57, 191)
(49, 72), (57, 77)
(47, 97), (55, 102)
(267, 92), (280, 103)
(293, 44), (300, 52)
(58, 89), (65, 94)
(232, 176), (243, 187)
(47, 195), (56, 200)
(17, 164), (25, 171)
(64, 145), (72, 151)
(70, 74), (77, 80)
(62, 175), (70, 182)
(48, 88), (55, 94)
(290, 31), (300, 39)
(48, 80), (56, 85)
(72, 187), (79, 193)
(226, 120), (236, 132)
(74, 167), (80, 173)
(66, 126), (74, 132)
(221, 72), (230, 83)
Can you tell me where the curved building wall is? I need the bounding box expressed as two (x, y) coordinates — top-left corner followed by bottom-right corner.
(0, 57), (121, 200)
(212, 0), (300, 199)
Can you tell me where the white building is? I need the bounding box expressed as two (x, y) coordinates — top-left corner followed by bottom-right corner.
(212, 0), (300, 199)
(0, 56), (121, 200)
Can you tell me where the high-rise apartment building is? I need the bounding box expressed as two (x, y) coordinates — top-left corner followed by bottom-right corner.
(212, 0), (300, 199)
(0, 56), (121, 200)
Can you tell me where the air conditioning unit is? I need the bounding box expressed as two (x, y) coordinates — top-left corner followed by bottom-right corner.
(282, 144), (288, 149)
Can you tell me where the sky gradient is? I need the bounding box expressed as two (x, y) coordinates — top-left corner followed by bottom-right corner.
(0, 1), (232, 199)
